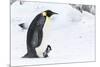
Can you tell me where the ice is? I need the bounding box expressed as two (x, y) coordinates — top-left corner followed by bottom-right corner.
(11, 1), (95, 66)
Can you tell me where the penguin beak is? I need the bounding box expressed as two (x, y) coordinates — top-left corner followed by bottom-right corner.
(52, 12), (58, 14)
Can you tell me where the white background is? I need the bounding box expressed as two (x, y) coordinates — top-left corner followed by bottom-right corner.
(0, 0), (99, 67)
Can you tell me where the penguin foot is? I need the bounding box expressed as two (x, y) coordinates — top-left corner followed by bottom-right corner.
(22, 53), (39, 58)
(43, 45), (52, 58)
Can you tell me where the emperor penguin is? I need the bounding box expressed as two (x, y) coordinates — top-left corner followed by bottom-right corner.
(23, 10), (58, 58)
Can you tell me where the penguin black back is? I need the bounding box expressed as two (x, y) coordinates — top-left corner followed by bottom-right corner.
(23, 13), (46, 58)
(27, 14), (46, 46)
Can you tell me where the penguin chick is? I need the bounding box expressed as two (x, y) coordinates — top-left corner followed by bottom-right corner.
(43, 45), (52, 58)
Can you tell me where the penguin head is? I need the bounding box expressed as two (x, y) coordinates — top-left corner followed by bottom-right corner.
(42, 10), (58, 17)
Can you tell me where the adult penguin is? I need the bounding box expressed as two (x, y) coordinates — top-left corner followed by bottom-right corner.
(23, 10), (58, 58)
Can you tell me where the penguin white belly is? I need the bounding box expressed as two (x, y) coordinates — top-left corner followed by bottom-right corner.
(36, 17), (52, 57)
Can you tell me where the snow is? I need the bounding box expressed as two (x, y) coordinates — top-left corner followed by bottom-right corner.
(11, 1), (95, 66)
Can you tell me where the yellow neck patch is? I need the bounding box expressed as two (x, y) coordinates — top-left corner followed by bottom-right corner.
(42, 12), (47, 16)
(43, 16), (51, 32)
(42, 12), (52, 31)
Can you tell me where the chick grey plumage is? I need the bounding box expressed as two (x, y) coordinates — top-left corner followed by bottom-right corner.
(23, 10), (57, 58)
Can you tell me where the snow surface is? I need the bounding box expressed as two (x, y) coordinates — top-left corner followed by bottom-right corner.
(11, 1), (96, 66)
